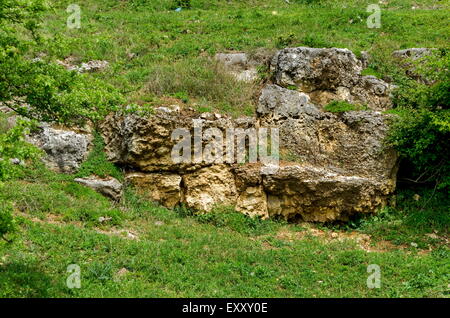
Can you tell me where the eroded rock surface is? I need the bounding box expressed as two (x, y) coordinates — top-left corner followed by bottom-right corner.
(215, 52), (259, 82)
(126, 172), (182, 208)
(271, 47), (393, 110)
(392, 48), (435, 60)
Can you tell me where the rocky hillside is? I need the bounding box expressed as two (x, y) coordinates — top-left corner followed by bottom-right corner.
(22, 46), (422, 222)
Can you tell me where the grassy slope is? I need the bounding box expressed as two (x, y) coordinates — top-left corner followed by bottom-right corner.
(0, 0), (449, 298)
(0, 165), (448, 298)
(41, 0), (449, 114)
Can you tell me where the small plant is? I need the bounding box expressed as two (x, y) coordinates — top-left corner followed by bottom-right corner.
(172, 91), (189, 103)
(301, 34), (330, 48)
(0, 119), (42, 182)
(75, 132), (123, 181)
(388, 50), (449, 190)
(324, 100), (366, 113)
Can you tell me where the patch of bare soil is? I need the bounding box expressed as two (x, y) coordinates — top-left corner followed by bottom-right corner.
(273, 224), (417, 253)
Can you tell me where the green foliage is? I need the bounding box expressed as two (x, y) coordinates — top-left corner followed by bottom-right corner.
(361, 67), (382, 78)
(324, 100), (367, 113)
(174, 0), (192, 9)
(0, 179), (123, 226)
(0, 0), (124, 125)
(76, 132), (123, 181)
(301, 34), (331, 48)
(0, 119), (42, 182)
(388, 51), (449, 190)
(0, 201), (15, 241)
(171, 91), (189, 103)
(276, 33), (296, 49)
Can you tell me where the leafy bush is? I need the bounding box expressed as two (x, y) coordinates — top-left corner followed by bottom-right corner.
(388, 50), (449, 191)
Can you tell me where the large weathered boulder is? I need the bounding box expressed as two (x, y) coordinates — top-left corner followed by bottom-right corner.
(28, 124), (91, 173)
(271, 47), (363, 91)
(182, 165), (237, 211)
(263, 164), (393, 222)
(100, 110), (255, 173)
(270, 47), (393, 110)
(98, 47), (399, 222)
(258, 85), (397, 181)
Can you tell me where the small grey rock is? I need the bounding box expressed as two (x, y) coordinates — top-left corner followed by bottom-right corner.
(74, 176), (123, 201)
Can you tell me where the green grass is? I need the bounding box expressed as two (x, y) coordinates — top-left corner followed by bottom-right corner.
(1, 0), (448, 298)
(75, 132), (124, 181)
(347, 187), (450, 249)
(324, 100), (368, 112)
(0, 163), (449, 297)
(38, 0), (449, 115)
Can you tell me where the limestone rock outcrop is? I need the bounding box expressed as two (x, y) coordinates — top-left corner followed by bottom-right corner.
(97, 47), (399, 221)
(270, 47), (393, 110)
(215, 52), (259, 82)
(125, 172), (182, 208)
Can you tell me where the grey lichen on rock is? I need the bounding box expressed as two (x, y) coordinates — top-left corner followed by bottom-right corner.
(214, 52), (259, 82)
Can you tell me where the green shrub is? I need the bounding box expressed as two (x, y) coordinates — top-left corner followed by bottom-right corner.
(0, 0), (124, 125)
(0, 202), (15, 242)
(388, 50), (449, 191)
